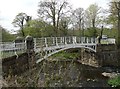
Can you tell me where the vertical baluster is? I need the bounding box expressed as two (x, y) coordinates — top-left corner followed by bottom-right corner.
(65, 37), (67, 44)
(56, 37), (58, 46)
(45, 38), (48, 47)
(62, 37), (64, 44)
(58, 37), (60, 45)
(90, 38), (92, 43)
(80, 37), (83, 44)
(87, 37), (89, 43)
(79, 37), (81, 43)
(69, 37), (71, 43)
(84, 37), (86, 43)
(75, 36), (77, 44)
(72, 36), (74, 44)
(83, 37), (85, 44)
(82, 37), (84, 43)
(60, 37), (63, 44)
(72, 37), (74, 44)
(34, 38), (36, 51)
(80, 37), (82, 43)
(91, 38), (93, 43)
(53, 37), (55, 45)
(77, 37), (79, 43)
(45, 50), (48, 56)
(76, 37), (78, 43)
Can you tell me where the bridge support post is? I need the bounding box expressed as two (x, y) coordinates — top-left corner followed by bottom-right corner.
(25, 35), (35, 69)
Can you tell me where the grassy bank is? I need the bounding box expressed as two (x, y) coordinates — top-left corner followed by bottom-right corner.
(50, 50), (80, 61)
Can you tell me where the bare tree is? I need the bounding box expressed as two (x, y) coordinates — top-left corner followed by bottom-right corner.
(59, 16), (70, 36)
(72, 8), (84, 36)
(12, 13), (32, 37)
(25, 16), (32, 27)
(12, 13), (27, 37)
(38, 0), (70, 36)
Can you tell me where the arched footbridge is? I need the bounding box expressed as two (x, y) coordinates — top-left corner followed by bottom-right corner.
(34, 37), (97, 63)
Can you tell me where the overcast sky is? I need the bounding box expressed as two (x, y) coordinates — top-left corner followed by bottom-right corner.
(0, 0), (109, 33)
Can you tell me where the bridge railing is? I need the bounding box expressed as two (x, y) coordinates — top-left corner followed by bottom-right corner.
(34, 37), (97, 50)
(0, 42), (26, 58)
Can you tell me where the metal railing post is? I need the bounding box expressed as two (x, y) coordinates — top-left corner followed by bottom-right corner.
(65, 37), (67, 44)
(72, 36), (74, 44)
(87, 37), (89, 43)
(45, 38), (48, 47)
(56, 37), (58, 46)
(53, 37), (55, 45)
(34, 38), (36, 51)
(74, 36), (77, 44)
(60, 37), (63, 44)
(81, 37), (83, 44)
(61, 37), (64, 44)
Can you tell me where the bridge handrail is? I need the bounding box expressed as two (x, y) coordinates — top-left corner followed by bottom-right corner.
(34, 37), (97, 49)
(0, 42), (26, 51)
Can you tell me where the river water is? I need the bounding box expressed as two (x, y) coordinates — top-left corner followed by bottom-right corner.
(37, 60), (110, 87)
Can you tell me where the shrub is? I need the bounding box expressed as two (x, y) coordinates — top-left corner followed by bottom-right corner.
(108, 76), (120, 87)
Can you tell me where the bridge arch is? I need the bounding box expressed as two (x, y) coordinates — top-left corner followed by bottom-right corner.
(36, 45), (96, 63)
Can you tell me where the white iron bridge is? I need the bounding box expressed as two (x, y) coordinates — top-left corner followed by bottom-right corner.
(1, 36), (115, 61)
(34, 36), (97, 63)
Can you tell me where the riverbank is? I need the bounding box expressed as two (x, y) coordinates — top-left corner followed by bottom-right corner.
(3, 59), (111, 87)
(2, 49), (120, 87)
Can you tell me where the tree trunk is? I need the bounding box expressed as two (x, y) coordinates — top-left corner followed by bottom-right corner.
(21, 17), (25, 37)
(53, 15), (58, 36)
(117, 9), (120, 48)
(79, 19), (82, 36)
(98, 26), (103, 44)
(92, 18), (95, 28)
(21, 28), (25, 37)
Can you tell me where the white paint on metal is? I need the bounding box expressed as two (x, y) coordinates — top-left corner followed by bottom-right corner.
(35, 37), (98, 63)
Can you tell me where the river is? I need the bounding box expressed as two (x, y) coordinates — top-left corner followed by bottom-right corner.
(3, 59), (117, 87)
(36, 60), (110, 87)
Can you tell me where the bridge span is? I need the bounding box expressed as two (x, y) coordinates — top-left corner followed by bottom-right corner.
(34, 37), (97, 63)
(1, 36), (116, 63)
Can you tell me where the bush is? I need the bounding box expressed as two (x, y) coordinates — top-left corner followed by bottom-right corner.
(108, 76), (120, 87)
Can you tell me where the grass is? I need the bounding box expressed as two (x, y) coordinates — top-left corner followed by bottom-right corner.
(51, 50), (80, 60)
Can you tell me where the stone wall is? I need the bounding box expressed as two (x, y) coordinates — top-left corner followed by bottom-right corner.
(96, 44), (120, 67)
(2, 52), (35, 78)
(96, 51), (119, 67)
(80, 49), (99, 67)
(96, 44), (116, 52)
(80, 44), (120, 67)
